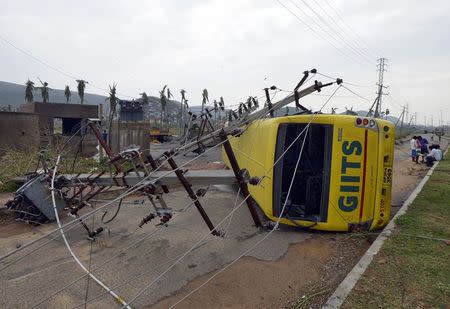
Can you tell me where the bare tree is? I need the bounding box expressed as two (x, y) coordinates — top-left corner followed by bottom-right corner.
(25, 79), (34, 103)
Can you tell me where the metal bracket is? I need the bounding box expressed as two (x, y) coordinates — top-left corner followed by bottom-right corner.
(164, 151), (223, 236)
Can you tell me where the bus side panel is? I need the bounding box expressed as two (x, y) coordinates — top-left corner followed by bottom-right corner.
(327, 118), (369, 231)
(223, 120), (278, 219)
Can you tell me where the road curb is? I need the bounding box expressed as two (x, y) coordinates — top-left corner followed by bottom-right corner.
(322, 146), (448, 309)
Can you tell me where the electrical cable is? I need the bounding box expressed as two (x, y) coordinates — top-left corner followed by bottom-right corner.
(101, 199), (123, 224)
(340, 84), (371, 101)
(0, 33), (137, 100)
(275, 0), (369, 68)
(50, 155), (132, 308)
(289, 0), (373, 66)
(3, 79), (328, 306)
(1, 81), (312, 263)
(124, 86), (340, 306)
(168, 86), (341, 308)
(308, 0), (376, 61)
(322, 0), (383, 57)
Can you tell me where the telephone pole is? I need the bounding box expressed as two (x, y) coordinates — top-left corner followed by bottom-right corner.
(374, 57), (388, 118)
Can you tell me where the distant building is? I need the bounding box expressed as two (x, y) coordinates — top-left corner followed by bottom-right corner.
(118, 100), (144, 122)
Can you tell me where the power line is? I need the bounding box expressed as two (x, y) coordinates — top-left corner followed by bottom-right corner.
(322, 0), (382, 57)
(295, 0), (374, 65)
(0, 33), (137, 99)
(275, 0), (370, 68)
(311, 0), (378, 60)
(0, 34), (78, 80)
(340, 84), (371, 101)
(168, 87), (341, 308)
(315, 72), (371, 87)
(286, 0), (371, 67)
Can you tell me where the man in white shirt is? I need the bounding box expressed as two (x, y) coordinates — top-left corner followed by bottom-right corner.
(426, 145), (442, 166)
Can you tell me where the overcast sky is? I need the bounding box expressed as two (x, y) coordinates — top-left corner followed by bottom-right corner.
(1, 0), (449, 124)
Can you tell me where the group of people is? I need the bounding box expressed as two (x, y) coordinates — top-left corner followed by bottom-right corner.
(410, 135), (443, 166)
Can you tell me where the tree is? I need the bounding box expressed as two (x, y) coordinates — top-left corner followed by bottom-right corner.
(37, 78), (50, 103)
(202, 89), (209, 112)
(25, 79), (35, 103)
(159, 85), (168, 128)
(139, 92), (149, 105)
(213, 99), (218, 124)
(180, 89), (187, 133)
(64, 85), (71, 103)
(76, 79), (88, 104)
(106, 83), (118, 146)
(218, 97), (225, 122)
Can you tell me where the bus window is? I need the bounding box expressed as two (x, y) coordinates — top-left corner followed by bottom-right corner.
(273, 123), (333, 222)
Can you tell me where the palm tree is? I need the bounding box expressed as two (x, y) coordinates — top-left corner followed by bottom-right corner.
(180, 89), (187, 133)
(37, 78), (50, 103)
(202, 89), (209, 112)
(159, 85), (168, 128)
(64, 85), (71, 103)
(213, 99), (218, 124)
(25, 80), (34, 103)
(218, 97), (225, 122)
(106, 83), (118, 146)
(139, 92), (149, 105)
(76, 79), (88, 104)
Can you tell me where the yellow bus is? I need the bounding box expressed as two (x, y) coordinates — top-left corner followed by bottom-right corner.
(224, 114), (395, 232)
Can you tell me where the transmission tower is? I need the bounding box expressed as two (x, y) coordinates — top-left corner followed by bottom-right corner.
(374, 57), (388, 118)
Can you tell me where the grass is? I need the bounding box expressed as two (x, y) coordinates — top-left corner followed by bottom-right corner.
(343, 151), (450, 308)
(0, 144), (106, 192)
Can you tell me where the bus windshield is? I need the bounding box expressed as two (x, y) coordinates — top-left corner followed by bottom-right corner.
(273, 123), (333, 222)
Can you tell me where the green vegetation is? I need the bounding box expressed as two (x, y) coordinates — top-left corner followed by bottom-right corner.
(343, 151), (450, 308)
(0, 145), (106, 192)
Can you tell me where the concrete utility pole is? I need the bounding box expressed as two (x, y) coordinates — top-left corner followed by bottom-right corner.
(395, 105), (406, 136)
(374, 57), (388, 118)
(405, 102), (409, 126)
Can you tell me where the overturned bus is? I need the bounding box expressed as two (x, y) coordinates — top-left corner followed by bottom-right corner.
(224, 114), (395, 232)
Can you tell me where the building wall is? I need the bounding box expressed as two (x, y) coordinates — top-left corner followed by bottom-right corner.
(0, 111), (41, 154)
(110, 122), (151, 155)
(20, 102), (99, 119)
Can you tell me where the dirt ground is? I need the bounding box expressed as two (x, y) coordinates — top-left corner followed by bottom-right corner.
(0, 135), (447, 309)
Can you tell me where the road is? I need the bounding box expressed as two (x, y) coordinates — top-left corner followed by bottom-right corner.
(0, 134), (447, 308)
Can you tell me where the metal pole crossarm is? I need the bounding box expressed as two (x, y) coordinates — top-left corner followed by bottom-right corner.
(173, 81), (323, 157)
